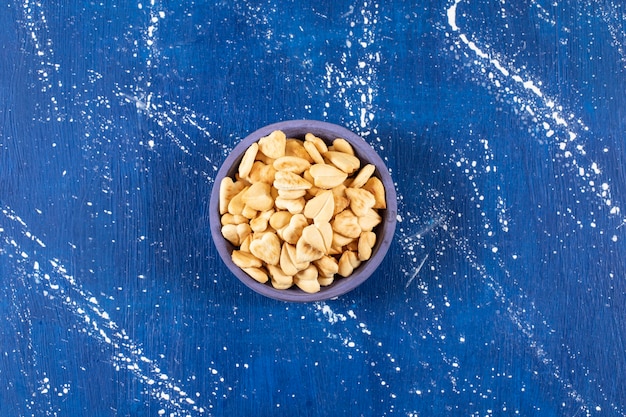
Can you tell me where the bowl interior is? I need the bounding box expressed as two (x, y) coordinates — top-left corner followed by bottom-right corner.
(209, 120), (397, 302)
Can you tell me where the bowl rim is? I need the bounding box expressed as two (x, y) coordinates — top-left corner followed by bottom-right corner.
(209, 120), (397, 302)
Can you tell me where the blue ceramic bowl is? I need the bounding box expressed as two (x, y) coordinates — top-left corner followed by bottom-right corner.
(209, 120), (397, 302)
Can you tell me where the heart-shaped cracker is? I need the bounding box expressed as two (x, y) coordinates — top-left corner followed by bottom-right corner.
(227, 185), (249, 216)
(294, 264), (320, 294)
(362, 176), (386, 209)
(221, 223), (252, 246)
(296, 224), (327, 263)
(303, 190), (334, 225)
(266, 264), (293, 289)
(331, 184), (350, 215)
(309, 164), (348, 189)
(305, 133), (329, 154)
(273, 156), (311, 173)
(269, 211), (292, 230)
(280, 242), (310, 276)
(323, 151), (360, 174)
(338, 250), (361, 277)
(258, 130), (286, 159)
(238, 142), (259, 180)
(314, 255), (339, 278)
(331, 138), (355, 155)
(358, 208), (382, 231)
(275, 196), (305, 214)
(231, 250), (262, 269)
(249, 233), (281, 266)
(357, 231), (377, 261)
(242, 267), (269, 283)
(219, 177), (246, 215)
(344, 187), (376, 217)
(280, 213), (308, 245)
(303, 141), (325, 164)
(278, 188), (307, 199)
(349, 164), (376, 189)
(243, 182), (274, 212)
(273, 171), (312, 191)
(331, 209), (361, 239)
(317, 221), (333, 254)
(249, 209), (274, 233)
(286, 139), (314, 162)
(248, 161), (276, 184)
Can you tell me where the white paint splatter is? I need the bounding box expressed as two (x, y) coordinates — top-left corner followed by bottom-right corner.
(2, 204), (217, 416)
(446, 0), (623, 227)
(322, 1), (380, 139)
(443, 2), (626, 413)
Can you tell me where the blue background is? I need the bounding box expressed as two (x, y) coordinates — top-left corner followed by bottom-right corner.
(1, 0), (625, 416)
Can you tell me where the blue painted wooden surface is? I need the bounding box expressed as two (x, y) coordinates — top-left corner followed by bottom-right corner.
(1, 0), (625, 416)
